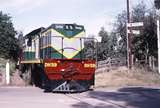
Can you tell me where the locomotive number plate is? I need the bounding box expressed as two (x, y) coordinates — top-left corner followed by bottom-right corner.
(44, 63), (57, 68)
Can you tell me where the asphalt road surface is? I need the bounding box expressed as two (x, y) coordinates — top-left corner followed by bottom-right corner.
(0, 86), (160, 108)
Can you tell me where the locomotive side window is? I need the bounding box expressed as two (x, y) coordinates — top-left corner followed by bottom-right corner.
(41, 30), (52, 58)
(70, 25), (74, 30)
(27, 38), (32, 46)
(65, 25), (69, 30)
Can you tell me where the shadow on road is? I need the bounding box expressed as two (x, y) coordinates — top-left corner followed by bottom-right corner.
(72, 102), (116, 108)
(72, 87), (160, 108)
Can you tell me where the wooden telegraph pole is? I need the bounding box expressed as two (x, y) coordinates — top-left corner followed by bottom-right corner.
(127, 0), (132, 69)
(157, 14), (160, 74)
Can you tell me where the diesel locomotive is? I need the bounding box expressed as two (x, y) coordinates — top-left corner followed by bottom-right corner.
(20, 23), (97, 92)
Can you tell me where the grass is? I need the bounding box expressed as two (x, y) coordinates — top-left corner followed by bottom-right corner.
(95, 66), (160, 88)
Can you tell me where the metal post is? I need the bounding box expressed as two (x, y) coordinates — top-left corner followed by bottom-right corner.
(157, 19), (160, 73)
(96, 39), (98, 68)
(127, 0), (132, 69)
(80, 38), (82, 60)
(62, 37), (64, 59)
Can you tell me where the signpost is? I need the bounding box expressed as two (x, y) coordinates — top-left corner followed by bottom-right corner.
(126, 21), (143, 69)
(127, 22), (144, 27)
(127, 30), (140, 35)
(95, 36), (102, 42)
(126, 0), (144, 69)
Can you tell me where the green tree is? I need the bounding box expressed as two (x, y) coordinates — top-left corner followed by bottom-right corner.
(97, 27), (118, 60)
(83, 35), (96, 59)
(132, 3), (158, 61)
(113, 11), (127, 57)
(155, 0), (160, 9)
(17, 31), (24, 49)
(98, 27), (110, 60)
(0, 11), (20, 61)
(114, 2), (158, 62)
(143, 9), (157, 58)
(131, 2), (147, 60)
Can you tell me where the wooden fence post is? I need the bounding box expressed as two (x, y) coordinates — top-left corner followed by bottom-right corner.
(152, 56), (155, 71)
(132, 54), (134, 66)
(149, 56), (152, 68)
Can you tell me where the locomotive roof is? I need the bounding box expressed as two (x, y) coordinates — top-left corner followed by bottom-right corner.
(41, 23), (84, 33)
(25, 27), (45, 39)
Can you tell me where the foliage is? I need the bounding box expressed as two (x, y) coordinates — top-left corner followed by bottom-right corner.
(142, 9), (157, 58)
(83, 36), (96, 60)
(98, 27), (110, 60)
(155, 0), (160, 9)
(97, 28), (118, 60)
(131, 2), (147, 60)
(132, 3), (157, 59)
(113, 2), (158, 61)
(17, 31), (24, 49)
(85, 2), (157, 64)
(113, 11), (127, 57)
(85, 2), (158, 62)
(84, 28), (118, 61)
(0, 11), (20, 61)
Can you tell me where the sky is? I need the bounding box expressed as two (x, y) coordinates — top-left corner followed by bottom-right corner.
(0, 0), (154, 36)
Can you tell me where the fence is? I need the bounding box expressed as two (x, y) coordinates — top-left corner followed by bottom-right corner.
(97, 57), (126, 69)
(97, 56), (158, 72)
(134, 56), (158, 72)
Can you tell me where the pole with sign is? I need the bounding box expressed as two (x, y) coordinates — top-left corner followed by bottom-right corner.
(126, 21), (143, 69)
(127, 0), (132, 69)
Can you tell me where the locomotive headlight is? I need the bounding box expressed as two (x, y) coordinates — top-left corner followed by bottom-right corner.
(84, 63), (96, 68)
(44, 63), (57, 68)
(61, 69), (65, 72)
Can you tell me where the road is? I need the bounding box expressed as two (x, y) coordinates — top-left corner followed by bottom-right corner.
(0, 86), (160, 108)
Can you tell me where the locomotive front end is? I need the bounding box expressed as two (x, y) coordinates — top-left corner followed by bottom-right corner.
(41, 24), (97, 92)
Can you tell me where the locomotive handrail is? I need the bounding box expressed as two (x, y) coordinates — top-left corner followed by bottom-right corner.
(52, 47), (79, 52)
(62, 47), (79, 51)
